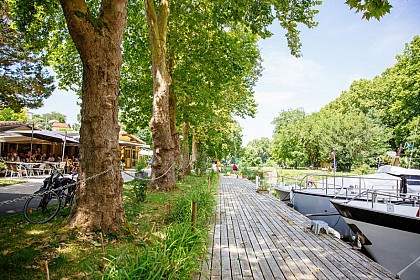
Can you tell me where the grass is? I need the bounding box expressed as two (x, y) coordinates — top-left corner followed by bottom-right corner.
(0, 172), (218, 279)
(0, 179), (26, 187)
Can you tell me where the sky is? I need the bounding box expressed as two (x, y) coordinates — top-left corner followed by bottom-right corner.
(32, 0), (420, 145)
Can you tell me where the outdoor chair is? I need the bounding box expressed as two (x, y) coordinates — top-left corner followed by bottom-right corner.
(58, 162), (67, 173)
(7, 163), (22, 178)
(32, 163), (46, 176)
(18, 164), (30, 177)
(24, 163), (35, 177)
(44, 163), (53, 175)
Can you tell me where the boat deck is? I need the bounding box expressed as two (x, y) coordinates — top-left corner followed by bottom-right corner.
(198, 176), (395, 279)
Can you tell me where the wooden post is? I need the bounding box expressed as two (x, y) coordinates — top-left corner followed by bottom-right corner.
(191, 201), (197, 230)
(100, 232), (105, 261)
(208, 175), (211, 188)
(45, 260), (50, 280)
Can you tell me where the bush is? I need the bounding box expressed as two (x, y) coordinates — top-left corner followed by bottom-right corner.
(135, 157), (148, 172)
(193, 152), (208, 176)
(354, 164), (375, 175)
(127, 180), (148, 202)
(241, 166), (258, 180)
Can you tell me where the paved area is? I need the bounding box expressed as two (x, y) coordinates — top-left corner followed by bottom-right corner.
(0, 170), (135, 216)
(198, 176), (394, 280)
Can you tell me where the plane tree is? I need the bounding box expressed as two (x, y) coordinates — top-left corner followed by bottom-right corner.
(137, 0), (394, 183)
(10, 0), (128, 232)
(120, 1), (262, 184)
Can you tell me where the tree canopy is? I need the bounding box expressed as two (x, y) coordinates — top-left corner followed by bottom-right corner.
(0, 1), (55, 111)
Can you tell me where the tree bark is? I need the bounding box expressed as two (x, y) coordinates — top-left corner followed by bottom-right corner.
(192, 133), (199, 168)
(168, 48), (181, 181)
(59, 0), (128, 232)
(181, 122), (191, 176)
(145, 0), (176, 190)
(170, 86), (181, 181)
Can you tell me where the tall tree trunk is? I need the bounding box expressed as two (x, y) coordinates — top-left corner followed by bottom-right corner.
(145, 0), (176, 190)
(168, 48), (181, 181)
(178, 121), (189, 181)
(181, 122), (191, 176)
(170, 86), (180, 181)
(192, 133), (199, 169)
(60, 0), (128, 232)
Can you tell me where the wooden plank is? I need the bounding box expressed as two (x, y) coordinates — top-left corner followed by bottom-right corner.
(256, 190), (379, 280)
(211, 199), (222, 279)
(255, 198), (345, 280)
(197, 176), (395, 280)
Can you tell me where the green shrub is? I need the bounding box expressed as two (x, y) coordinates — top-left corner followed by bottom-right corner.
(168, 182), (216, 226)
(193, 152), (208, 175)
(135, 157), (148, 172)
(241, 166), (258, 180)
(126, 180), (148, 202)
(97, 223), (207, 280)
(354, 164), (375, 175)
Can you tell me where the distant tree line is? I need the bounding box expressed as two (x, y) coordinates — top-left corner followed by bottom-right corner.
(242, 36), (420, 171)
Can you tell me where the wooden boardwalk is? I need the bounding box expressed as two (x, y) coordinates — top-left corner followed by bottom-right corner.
(198, 176), (395, 280)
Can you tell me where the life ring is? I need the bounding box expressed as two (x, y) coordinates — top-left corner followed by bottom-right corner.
(416, 209), (419, 218)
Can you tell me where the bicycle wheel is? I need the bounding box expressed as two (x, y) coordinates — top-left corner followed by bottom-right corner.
(24, 191), (61, 224)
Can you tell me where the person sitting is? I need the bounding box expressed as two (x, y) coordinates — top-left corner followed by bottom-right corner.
(8, 152), (20, 162)
(47, 154), (55, 162)
(40, 153), (47, 162)
(71, 155), (79, 171)
(306, 176), (318, 188)
(23, 151), (32, 162)
(35, 153), (42, 162)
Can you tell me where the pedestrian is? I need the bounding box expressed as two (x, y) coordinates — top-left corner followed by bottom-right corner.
(232, 163), (238, 172)
(216, 161), (223, 172)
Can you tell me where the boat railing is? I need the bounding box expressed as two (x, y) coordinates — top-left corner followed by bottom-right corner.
(345, 188), (420, 207)
(294, 173), (401, 200)
(277, 174), (305, 188)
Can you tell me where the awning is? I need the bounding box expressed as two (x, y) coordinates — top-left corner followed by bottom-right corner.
(119, 140), (148, 148)
(139, 149), (153, 156)
(0, 134), (52, 144)
(12, 130), (79, 144)
(0, 123), (32, 132)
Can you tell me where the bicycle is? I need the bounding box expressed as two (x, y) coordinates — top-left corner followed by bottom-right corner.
(23, 167), (77, 224)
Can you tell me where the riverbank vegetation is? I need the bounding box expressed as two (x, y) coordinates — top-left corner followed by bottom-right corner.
(0, 173), (218, 279)
(240, 36), (420, 172)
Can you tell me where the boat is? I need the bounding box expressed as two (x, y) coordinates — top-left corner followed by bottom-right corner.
(273, 183), (293, 201)
(273, 175), (300, 201)
(377, 165), (420, 192)
(331, 191), (420, 280)
(283, 165), (420, 239)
